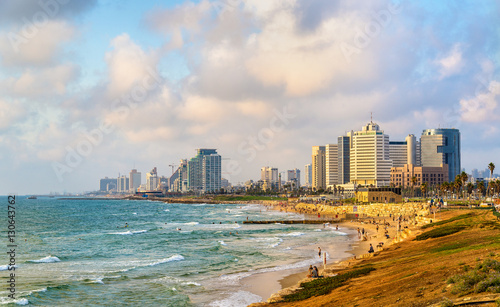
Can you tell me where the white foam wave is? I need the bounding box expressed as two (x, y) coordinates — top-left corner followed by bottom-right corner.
(15, 299), (28, 305)
(208, 290), (262, 307)
(110, 230), (147, 235)
(164, 209), (170, 212)
(29, 256), (60, 263)
(118, 255), (185, 273)
(182, 281), (201, 286)
(218, 240), (227, 246)
(92, 278), (104, 284)
(184, 222), (199, 226)
(0, 265), (18, 271)
(314, 229), (322, 232)
(147, 255), (185, 267)
(132, 212), (137, 215)
(280, 232), (305, 237)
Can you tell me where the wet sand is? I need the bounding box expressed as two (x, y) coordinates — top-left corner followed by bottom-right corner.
(241, 217), (400, 302)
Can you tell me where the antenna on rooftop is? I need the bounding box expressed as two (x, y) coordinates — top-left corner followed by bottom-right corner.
(370, 112), (373, 123)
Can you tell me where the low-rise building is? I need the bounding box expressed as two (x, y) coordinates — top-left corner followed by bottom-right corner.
(390, 164), (448, 188)
(356, 187), (402, 203)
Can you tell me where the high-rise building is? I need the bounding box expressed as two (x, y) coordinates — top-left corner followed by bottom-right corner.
(287, 168), (301, 189)
(188, 149), (221, 193)
(405, 134), (418, 166)
(261, 167), (278, 183)
(337, 134), (352, 184)
(420, 128), (460, 181)
(304, 164), (312, 187)
(99, 177), (117, 192)
(312, 146), (326, 189)
(350, 121), (392, 187)
(117, 175), (130, 193)
(129, 169), (141, 192)
(326, 144), (338, 186)
(146, 167), (159, 191)
(389, 141), (408, 168)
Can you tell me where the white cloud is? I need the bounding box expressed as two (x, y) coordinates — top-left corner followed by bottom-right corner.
(460, 80), (500, 123)
(2, 64), (79, 98)
(105, 34), (160, 98)
(435, 44), (464, 79)
(0, 20), (75, 67)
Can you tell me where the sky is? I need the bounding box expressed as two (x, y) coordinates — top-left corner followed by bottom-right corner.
(1, 0), (499, 195)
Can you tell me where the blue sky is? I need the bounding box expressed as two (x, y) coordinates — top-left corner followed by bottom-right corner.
(0, 0), (499, 194)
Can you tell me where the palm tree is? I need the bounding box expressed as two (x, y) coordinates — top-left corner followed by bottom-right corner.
(420, 182), (428, 198)
(440, 182), (448, 200)
(489, 162), (495, 179)
(460, 171), (468, 200)
(454, 175), (462, 199)
(466, 182), (474, 200)
(477, 181), (486, 200)
(411, 176), (417, 198)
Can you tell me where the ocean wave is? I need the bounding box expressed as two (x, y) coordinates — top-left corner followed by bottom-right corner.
(0, 265), (18, 271)
(314, 229), (322, 232)
(164, 209), (170, 212)
(28, 256), (61, 263)
(118, 255), (185, 273)
(218, 240), (227, 246)
(208, 290), (262, 307)
(0, 298), (29, 305)
(110, 230), (147, 235)
(279, 232), (305, 237)
(184, 222), (199, 226)
(132, 212), (137, 215)
(181, 281), (201, 286)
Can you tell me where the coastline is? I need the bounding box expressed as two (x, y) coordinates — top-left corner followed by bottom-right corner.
(241, 208), (401, 304)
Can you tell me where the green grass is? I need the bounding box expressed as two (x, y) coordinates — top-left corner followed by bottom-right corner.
(421, 213), (475, 229)
(280, 267), (375, 302)
(214, 195), (288, 201)
(415, 224), (466, 241)
(447, 259), (500, 295)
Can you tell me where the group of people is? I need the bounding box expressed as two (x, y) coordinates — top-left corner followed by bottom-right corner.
(307, 265), (320, 278)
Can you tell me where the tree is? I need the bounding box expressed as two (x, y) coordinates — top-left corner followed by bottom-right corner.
(454, 175), (462, 199)
(420, 182), (428, 198)
(489, 162), (495, 179)
(460, 171), (468, 200)
(440, 182), (448, 200)
(466, 182), (474, 199)
(411, 176), (417, 198)
(477, 181), (486, 200)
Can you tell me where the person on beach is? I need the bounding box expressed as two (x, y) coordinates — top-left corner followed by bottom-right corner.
(357, 228), (361, 238)
(312, 266), (319, 278)
(368, 244), (374, 253)
(307, 265), (314, 277)
(318, 247), (322, 258)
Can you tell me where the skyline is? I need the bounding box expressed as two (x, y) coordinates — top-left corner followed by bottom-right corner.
(1, 0), (500, 194)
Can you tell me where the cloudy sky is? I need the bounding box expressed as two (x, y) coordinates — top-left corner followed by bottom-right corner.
(1, 0), (499, 195)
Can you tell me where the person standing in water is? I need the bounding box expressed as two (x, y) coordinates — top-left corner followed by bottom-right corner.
(318, 247), (322, 258)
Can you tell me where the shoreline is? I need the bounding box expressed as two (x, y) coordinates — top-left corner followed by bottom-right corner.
(242, 206), (404, 304)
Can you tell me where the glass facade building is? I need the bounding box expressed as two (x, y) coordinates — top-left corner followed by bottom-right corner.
(420, 128), (460, 182)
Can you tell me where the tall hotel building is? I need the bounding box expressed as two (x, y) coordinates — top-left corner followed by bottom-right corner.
(117, 175), (130, 193)
(420, 128), (460, 181)
(389, 134), (420, 168)
(325, 144), (338, 186)
(129, 169), (141, 193)
(304, 164), (312, 187)
(188, 149), (221, 193)
(350, 121), (392, 187)
(261, 167), (279, 183)
(312, 146), (326, 189)
(337, 134), (352, 184)
(146, 167), (159, 191)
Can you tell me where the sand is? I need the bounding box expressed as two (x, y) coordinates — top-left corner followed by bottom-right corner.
(241, 215), (401, 302)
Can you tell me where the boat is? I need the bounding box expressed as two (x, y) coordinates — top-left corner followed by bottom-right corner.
(27, 196), (37, 199)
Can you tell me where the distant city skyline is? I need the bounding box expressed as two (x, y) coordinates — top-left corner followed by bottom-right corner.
(1, 0), (499, 195)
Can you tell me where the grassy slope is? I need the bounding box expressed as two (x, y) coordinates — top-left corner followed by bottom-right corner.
(262, 209), (500, 307)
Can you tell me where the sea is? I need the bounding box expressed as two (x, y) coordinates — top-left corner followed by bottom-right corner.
(0, 197), (356, 306)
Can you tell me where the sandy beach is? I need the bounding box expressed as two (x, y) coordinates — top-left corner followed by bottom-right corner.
(241, 210), (401, 303)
